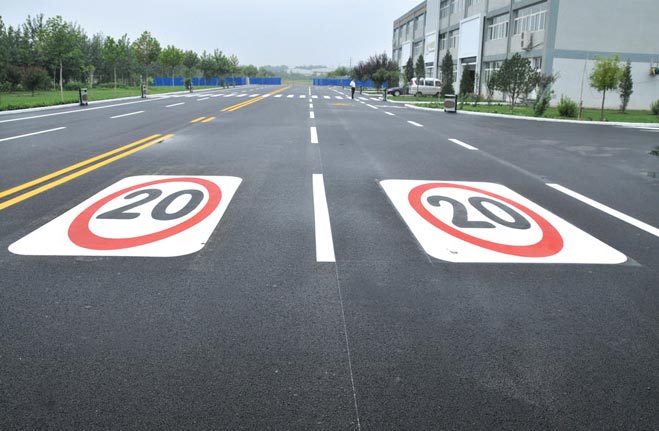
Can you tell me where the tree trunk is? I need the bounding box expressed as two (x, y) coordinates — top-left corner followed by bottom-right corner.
(600, 89), (606, 121)
(172, 68), (175, 87)
(113, 66), (117, 96)
(59, 59), (64, 102)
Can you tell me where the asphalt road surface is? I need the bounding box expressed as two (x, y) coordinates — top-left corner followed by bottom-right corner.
(1, 85), (658, 430)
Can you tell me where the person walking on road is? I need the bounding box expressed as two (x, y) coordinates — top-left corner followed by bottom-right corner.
(350, 79), (356, 99)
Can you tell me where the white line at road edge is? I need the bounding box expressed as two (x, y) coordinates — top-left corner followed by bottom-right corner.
(111, 111), (144, 119)
(0, 126), (66, 143)
(166, 102), (185, 108)
(408, 121), (423, 127)
(312, 174), (336, 263)
(310, 127), (319, 144)
(448, 138), (478, 150)
(547, 184), (659, 238)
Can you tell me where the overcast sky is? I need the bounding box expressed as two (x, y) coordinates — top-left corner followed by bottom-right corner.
(2, 0), (423, 69)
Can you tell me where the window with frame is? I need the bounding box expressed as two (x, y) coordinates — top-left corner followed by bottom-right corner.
(440, 0), (450, 19)
(466, 0), (482, 8)
(514, 3), (547, 34)
(483, 60), (503, 84)
(449, 30), (459, 49)
(487, 14), (509, 40)
(532, 57), (542, 70)
(439, 33), (447, 50)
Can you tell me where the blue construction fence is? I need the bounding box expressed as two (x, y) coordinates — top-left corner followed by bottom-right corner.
(152, 77), (281, 86)
(312, 78), (386, 89)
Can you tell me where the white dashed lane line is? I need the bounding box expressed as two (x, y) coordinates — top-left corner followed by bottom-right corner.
(448, 138), (478, 150)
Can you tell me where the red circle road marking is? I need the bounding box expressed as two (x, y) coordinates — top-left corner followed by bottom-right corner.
(408, 183), (564, 258)
(68, 177), (221, 250)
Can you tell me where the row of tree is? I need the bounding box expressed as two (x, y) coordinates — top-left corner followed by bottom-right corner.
(0, 14), (276, 100)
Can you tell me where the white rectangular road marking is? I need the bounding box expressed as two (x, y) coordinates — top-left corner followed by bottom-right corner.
(408, 121), (423, 127)
(547, 184), (659, 238)
(300, 95), (306, 99)
(324, 96), (330, 99)
(448, 138), (478, 151)
(309, 103), (314, 109)
(312, 95), (318, 99)
(384, 112), (395, 116)
(0, 127), (66, 143)
(249, 94), (260, 98)
(165, 103), (185, 108)
(274, 95), (282, 98)
(237, 94), (247, 98)
(310, 111), (315, 119)
(312, 174), (336, 263)
(310, 127), (319, 144)
(335, 96), (343, 99)
(111, 111), (144, 119)
(287, 95), (294, 98)
(366, 104), (378, 110)
(197, 97), (210, 101)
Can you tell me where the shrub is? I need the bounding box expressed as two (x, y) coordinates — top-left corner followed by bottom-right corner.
(64, 81), (86, 91)
(533, 86), (553, 117)
(651, 100), (659, 116)
(21, 66), (50, 95)
(557, 95), (578, 118)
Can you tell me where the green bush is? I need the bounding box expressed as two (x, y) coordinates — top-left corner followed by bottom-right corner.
(534, 87), (553, 117)
(557, 95), (578, 118)
(64, 81), (86, 91)
(651, 99), (659, 116)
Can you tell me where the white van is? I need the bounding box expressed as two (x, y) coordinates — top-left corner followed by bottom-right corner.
(410, 77), (442, 97)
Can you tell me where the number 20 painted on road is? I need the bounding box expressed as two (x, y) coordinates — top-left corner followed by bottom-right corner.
(382, 180), (626, 264)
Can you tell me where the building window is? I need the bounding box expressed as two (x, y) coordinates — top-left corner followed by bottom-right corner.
(532, 57), (542, 70)
(440, 0), (450, 19)
(466, 0), (482, 8)
(439, 33), (447, 50)
(449, 30), (459, 49)
(487, 14), (509, 40)
(483, 60), (503, 84)
(514, 3), (547, 34)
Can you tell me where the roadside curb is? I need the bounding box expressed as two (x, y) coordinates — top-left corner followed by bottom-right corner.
(403, 103), (659, 129)
(0, 86), (245, 116)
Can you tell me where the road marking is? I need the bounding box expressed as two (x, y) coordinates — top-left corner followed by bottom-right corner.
(221, 87), (289, 112)
(335, 96), (343, 99)
(191, 117), (206, 123)
(249, 94), (260, 98)
(237, 94), (247, 98)
(310, 111), (315, 119)
(166, 102), (185, 108)
(201, 116), (216, 123)
(197, 97), (210, 101)
(312, 95), (318, 99)
(324, 96), (330, 99)
(312, 174), (336, 263)
(0, 127), (66, 143)
(0, 134), (172, 211)
(381, 180), (626, 264)
(384, 112), (395, 116)
(310, 127), (319, 144)
(366, 104), (378, 110)
(448, 138), (478, 150)
(309, 103), (314, 109)
(111, 111), (144, 119)
(274, 95), (282, 98)
(408, 121), (423, 127)
(9, 175), (242, 257)
(300, 95), (306, 99)
(547, 184), (659, 238)
(287, 95), (294, 98)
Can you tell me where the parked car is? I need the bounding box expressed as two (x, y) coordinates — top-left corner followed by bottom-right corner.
(410, 77), (442, 97)
(386, 86), (406, 96)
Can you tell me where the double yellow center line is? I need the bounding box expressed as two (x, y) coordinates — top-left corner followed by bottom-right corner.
(0, 134), (173, 211)
(221, 86), (290, 113)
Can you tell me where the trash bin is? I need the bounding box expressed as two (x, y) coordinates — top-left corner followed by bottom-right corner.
(141, 84), (147, 99)
(79, 87), (88, 106)
(444, 94), (457, 113)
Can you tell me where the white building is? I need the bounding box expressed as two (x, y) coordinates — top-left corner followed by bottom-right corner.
(393, 0), (659, 109)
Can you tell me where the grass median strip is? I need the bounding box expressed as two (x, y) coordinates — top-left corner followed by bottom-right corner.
(0, 134), (173, 211)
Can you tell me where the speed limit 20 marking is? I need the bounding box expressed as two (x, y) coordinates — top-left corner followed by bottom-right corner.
(9, 176), (242, 257)
(381, 180), (626, 264)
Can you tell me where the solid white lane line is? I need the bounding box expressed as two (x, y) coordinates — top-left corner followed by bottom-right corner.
(0, 127), (66, 143)
(310, 127), (319, 144)
(547, 184), (659, 238)
(310, 111), (315, 119)
(312, 174), (336, 263)
(384, 112), (395, 116)
(166, 102), (185, 108)
(111, 111), (144, 119)
(448, 138), (478, 150)
(408, 121), (423, 127)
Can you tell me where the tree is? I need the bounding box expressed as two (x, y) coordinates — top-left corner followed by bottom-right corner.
(159, 45), (184, 87)
(42, 16), (83, 101)
(618, 60), (633, 113)
(183, 50), (198, 83)
(241, 64), (258, 77)
(327, 66), (350, 78)
(404, 57), (414, 84)
(440, 52), (454, 97)
(415, 54), (425, 79)
(493, 53), (535, 109)
(21, 66), (50, 95)
(589, 54), (621, 121)
(132, 31), (161, 85)
(459, 65), (474, 97)
(102, 36), (121, 93)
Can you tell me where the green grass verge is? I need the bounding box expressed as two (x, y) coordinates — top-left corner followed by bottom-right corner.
(0, 86), (217, 111)
(402, 101), (659, 124)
